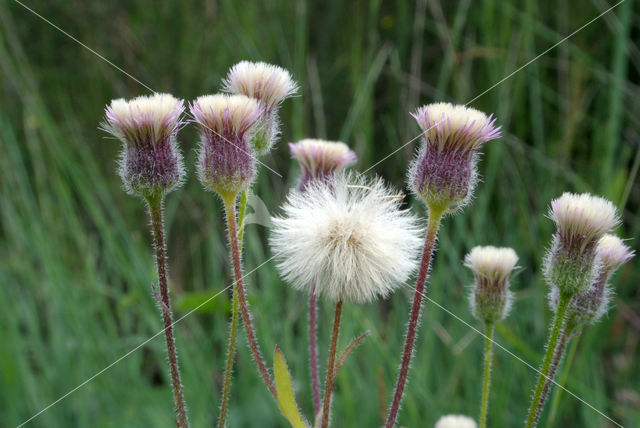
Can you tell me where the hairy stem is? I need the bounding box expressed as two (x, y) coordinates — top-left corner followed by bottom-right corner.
(217, 191), (248, 427)
(309, 285), (321, 415)
(146, 196), (189, 428)
(224, 200), (277, 398)
(546, 332), (581, 425)
(479, 322), (494, 428)
(385, 206), (444, 428)
(525, 292), (571, 428)
(321, 300), (343, 428)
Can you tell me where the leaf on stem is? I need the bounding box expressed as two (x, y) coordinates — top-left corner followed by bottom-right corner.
(274, 346), (309, 428)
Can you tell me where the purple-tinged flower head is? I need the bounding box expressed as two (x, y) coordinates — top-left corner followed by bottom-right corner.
(102, 93), (185, 198)
(190, 94), (263, 202)
(465, 246), (518, 323)
(544, 193), (619, 296)
(223, 61), (298, 155)
(408, 103), (501, 212)
(550, 234), (634, 329)
(289, 139), (357, 192)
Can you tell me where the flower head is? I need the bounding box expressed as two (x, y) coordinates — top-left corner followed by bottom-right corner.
(102, 93), (185, 198)
(223, 61), (298, 154)
(551, 234), (634, 328)
(289, 139), (357, 191)
(190, 94), (263, 201)
(465, 246), (518, 323)
(434, 414), (477, 428)
(544, 193), (619, 295)
(408, 103), (501, 212)
(270, 172), (423, 304)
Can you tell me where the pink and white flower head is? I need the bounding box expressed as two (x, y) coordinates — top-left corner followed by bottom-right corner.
(102, 93), (185, 198)
(551, 234), (634, 328)
(408, 103), (501, 212)
(270, 172), (423, 304)
(223, 61), (298, 155)
(190, 94), (263, 201)
(434, 414), (477, 428)
(289, 139), (357, 192)
(544, 193), (619, 296)
(465, 246), (518, 323)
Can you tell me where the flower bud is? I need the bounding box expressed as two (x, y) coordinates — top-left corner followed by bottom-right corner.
(190, 94), (263, 201)
(408, 103), (501, 212)
(435, 414), (477, 428)
(465, 246), (518, 323)
(223, 61), (298, 155)
(102, 93), (185, 198)
(544, 193), (619, 296)
(288, 139), (357, 191)
(550, 234), (634, 328)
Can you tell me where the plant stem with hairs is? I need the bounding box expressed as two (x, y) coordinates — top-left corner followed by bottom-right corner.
(321, 300), (343, 428)
(309, 284), (321, 415)
(479, 322), (494, 428)
(223, 197), (277, 398)
(525, 292), (571, 428)
(146, 195), (189, 428)
(385, 205), (445, 428)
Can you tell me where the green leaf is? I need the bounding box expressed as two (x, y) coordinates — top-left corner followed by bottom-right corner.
(273, 346), (308, 428)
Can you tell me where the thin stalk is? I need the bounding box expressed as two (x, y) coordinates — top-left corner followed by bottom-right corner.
(533, 328), (570, 427)
(321, 300), (343, 428)
(309, 285), (321, 415)
(525, 292), (571, 428)
(146, 196), (189, 428)
(385, 206), (445, 428)
(218, 190), (248, 427)
(546, 333), (581, 425)
(479, 322), (494, 428)
(223, 200), (277, 398)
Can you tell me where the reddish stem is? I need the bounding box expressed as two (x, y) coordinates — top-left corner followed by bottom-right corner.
(321, 300), (343, 428)
(309, 285), (321, 414)
(385, 208), (444, 428)
(224, 202), (277, 398)
(147, 197), (189, 428)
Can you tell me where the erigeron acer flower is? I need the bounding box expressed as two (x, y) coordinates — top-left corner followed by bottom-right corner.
(434, 414), (477, 428)
(289, 139), (357, 191)
(102, 93), (185, 198)
(408, 103), (501, 211)
(465, 246), (518, 323)
(270, 172), (423, 304)
(544, 193), (619, 296)
(223, 61), (298, 154)
(190, 94), (263, 201)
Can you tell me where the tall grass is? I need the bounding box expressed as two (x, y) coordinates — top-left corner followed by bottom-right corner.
(1, 1), (638, 426)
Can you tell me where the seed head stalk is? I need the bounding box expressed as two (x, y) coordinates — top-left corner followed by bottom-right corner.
(533, 328), (571, 427)
(309, 285), (321, 414)
(146, 195), (189, 428)
(479, 322), (494, 428)
(321, 300), (344, 428)
(525, 292), (571, 427)
(385, 205), (445, 428)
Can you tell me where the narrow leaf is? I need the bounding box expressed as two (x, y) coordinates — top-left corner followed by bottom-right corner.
(274, 346), (308, 428)
(335, 331), (369, 374)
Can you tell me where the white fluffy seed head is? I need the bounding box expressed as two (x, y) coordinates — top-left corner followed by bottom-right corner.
(464, 246), (518, 282)
(434, 414), (477, 428)
(223, 61), (298, 111)
(550, 193), (619, 243)
(270, 172), (424, 304)
(596, 234), (635, 272)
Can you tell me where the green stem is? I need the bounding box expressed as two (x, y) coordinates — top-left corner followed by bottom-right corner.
(479, 322), (494, 428)
(146, 195), (189, 428)
(525, 292), (571, 428)
(546, 330), (581, 425)
(321, 300), (343, 428)
(237, 189), (249, 249)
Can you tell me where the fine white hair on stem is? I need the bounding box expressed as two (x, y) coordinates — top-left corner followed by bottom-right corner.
(434, 414), (478, 428)
(270, 172), (424, 304)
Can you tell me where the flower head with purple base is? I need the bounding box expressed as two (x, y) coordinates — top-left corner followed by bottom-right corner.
(289, 139), (357, 191)
(223, 61), (298, 154)
(102, 93), (185, 198)
(408, 103), (501, 211)
(190, 94), (263, 201)
(544, 193), (620, 296)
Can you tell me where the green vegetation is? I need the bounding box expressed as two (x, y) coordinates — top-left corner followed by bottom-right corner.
(1, 1), (638, 426)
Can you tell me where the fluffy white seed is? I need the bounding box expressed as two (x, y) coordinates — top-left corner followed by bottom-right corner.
(434, 414), (477, 428)
(270, 172), (423, 304)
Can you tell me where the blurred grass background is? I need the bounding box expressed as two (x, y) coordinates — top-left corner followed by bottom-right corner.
(1, 0), (639, 426)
